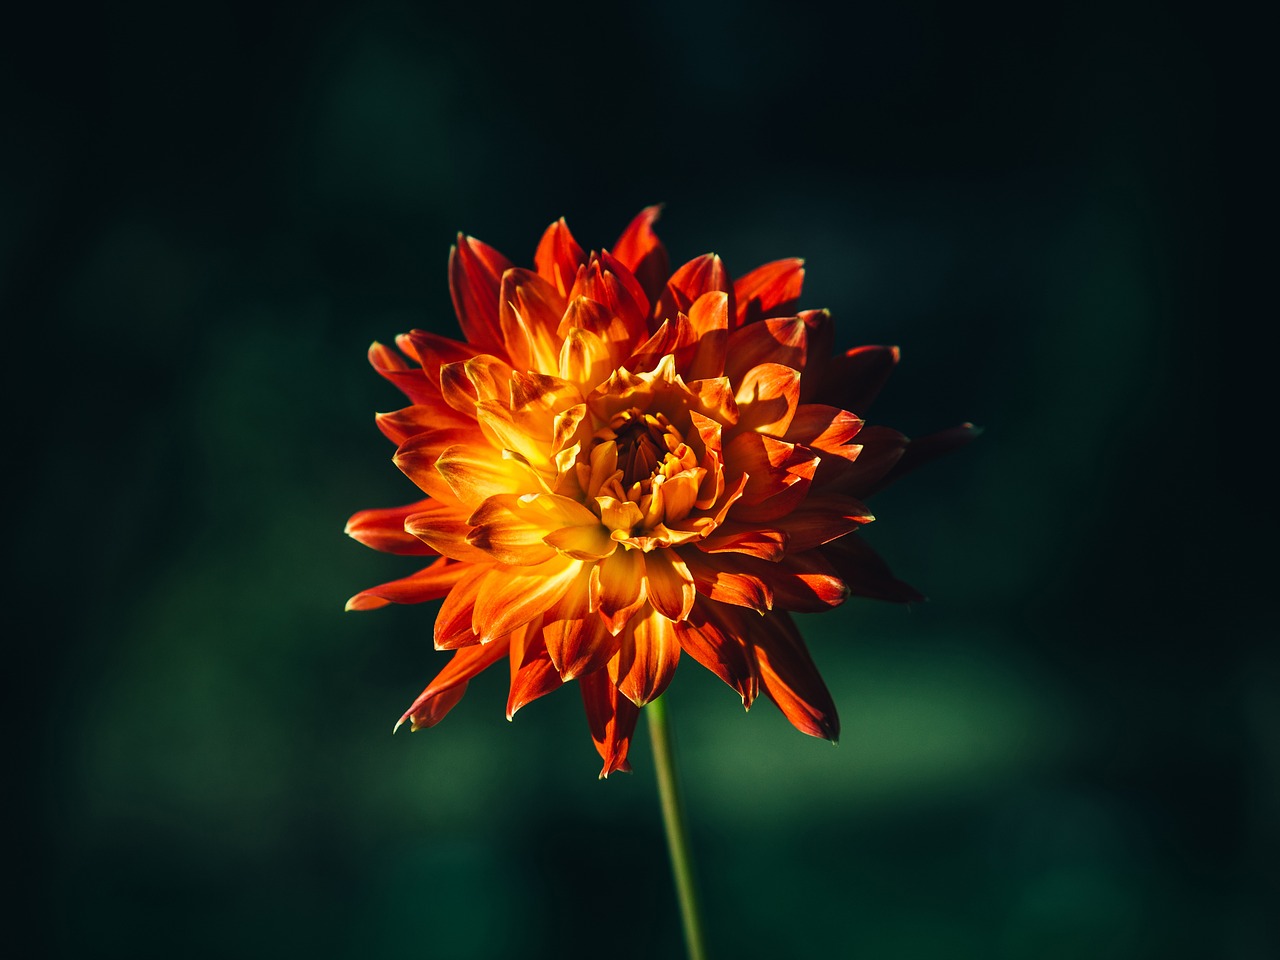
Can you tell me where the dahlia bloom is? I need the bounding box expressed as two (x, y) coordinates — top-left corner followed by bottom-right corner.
(345, 208), (975, 776)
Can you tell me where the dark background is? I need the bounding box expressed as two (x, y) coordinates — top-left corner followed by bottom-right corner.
(7, 2), (1269, 958)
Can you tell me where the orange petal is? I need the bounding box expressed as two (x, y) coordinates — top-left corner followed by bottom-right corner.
(465, 494), (559, 566)
(723, 433), (819, 522)
(393, 428), (477, 502)
(568, 254), (649, 343)
(344, 556), (467, 611)
(660, 253), (732, 322)
(501, 615), (560, 718)
(731, 362), (801, 437)
(724, 315), (810, 385)
(733, 258), (805, 327)
(591, 547), (648, 634)
(681, 548), (773, 612)
(693, 523), (789, 562)
(544, 522), (616, 562)
(682, 291), (729, 381)
(434, 443), (546, 507)
(673, 599), (759, 707)
(345, 499), (439, 555)
(472, 555), (583, 643)
(751, 612), (839, 741)
(404, 501), (493, 563)
(643, 549), (696, 621)
(579, 668), (640, 778)
(627, 314), (697, 376)
(543, 564), (620, 679)
(613, 610), (681, 706)
(376, 403), (477, 446)
(770, 495), (874, 553)
(449, 234), (513, 357)
(759, 550), (849, 612)
(433, 562), (491, 648)
(782, 404), (864, 449)
(612, 205), (669, 309)
(534, 217), (586, 298)
(396, 635), (511, 731)
(498, 268), (566, 372)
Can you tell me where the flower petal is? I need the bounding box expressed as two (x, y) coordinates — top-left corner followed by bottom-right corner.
(345, 499), (439, 555)
(498, 268), (566, 373)
(613, 609), (681, 706)
(433, 562), (492, 648)
(660, 253), (732, 322)
(472, 555), (583, 643)
(751, 612), (839, 741)
(685, 291), (730, 381)
(723, 433), (819, 522)
(449, 234), (513, 358)
(369, 341), (435, 405)
(769, 495), (874, 553)
(579, 668), (640, 778)
(506, 616), (563, 718)
(723, 315), (810, 386)
(405, 501), (493, 563)
(760, 550), (849, 612)
(819, 535), (926, 603)
(869, 423), (982, 496)
(534, 217), (586, 298)
(674, 600), (759, 707)
(345, 557), (468, 611)
(643, 549), (696, 622)
(543, 563), (621, 679)
(733, 258), (805, 327)
(465, 494), (559, 565)
(591, 547), (648, 634)
(612, 205), (669, 309)
(694, 523), (789, 562)
(681, 548), (773, 612)
(732, 362), (801, 437)
(818, 344), (900, 415)
(396, 635), (511, 732)
(376, 403), (477, 446)
(434, 443), (547, 506)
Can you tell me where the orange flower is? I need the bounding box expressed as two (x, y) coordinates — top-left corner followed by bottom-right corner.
(345, 208), (976, 776)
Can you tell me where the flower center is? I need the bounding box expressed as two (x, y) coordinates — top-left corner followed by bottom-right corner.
(594, 409), (682, 491)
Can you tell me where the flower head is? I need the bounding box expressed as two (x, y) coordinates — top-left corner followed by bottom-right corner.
(345, 208), (976, 776)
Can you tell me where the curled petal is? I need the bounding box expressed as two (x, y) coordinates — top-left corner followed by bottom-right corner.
(506, 616), (562, 718)
(591, 547), (648, 634)
(674, 599), (760, 707)
(544, 564), (621, 679)
(434, 443), (547, 506)
(732, 362), (801, 437)
(733, 258), (805, 327)
(405, 502), (492, 563)
(345, 557), (468, 612)
(369, 342), (435, 405)
(579, 668), (640, 778)
(723, 433), (819, 523)
(612, 610), (681, 706)
(345, 499), (439, 555)
(659, 253), (732, 322)
(397, 635), (511, 732)
(612, 205), (669, 308)
(449, 234), (513, 358)
(643, 549), (696, 621)
(466, 495), (559, 566)
(534, 217), (586, 298)
(751, 612), (839, 741)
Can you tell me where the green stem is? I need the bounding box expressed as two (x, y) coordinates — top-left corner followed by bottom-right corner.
(647, 694), (709, 960)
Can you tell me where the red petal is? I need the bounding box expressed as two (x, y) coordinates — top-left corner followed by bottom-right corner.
(613, 610), (681, 706)
(506, 616), (563, 718)
(758, 550), (849, 612)
(393, 428), (477, 503)
(368, 342), (435, 405)
(344, 556), (468, 611)
(591, 547), (649, 634)
(673, 599), (759, 706)
(694, 522), (789, 561)
(722, 433), (819, 523)
(769, 495), (874, 553)
(751, 612), (839, 741)
(682, 548), (773, 611)
(731, 362), (801, 437)
(376, 403), (477, 446)
(643, 550), (696, 622)
(465, 494), (559, 566)
(498, 268), (566, 372)
(396, 636), (511, 731)
(733, 258), (805, 327)
(345, 499), (439, 555)
(628, 314), (698, 377)
(660, 253), (732, 323)
(685, 291), (730, 381)
(404, 501), (493, 563)
(820, 535), (926, 603)
(783, 404), (864, 449)
(612, 205), (670, 309)
(818, 345), (900, 416)
(534, 217), (586, 298)
(543, 564), (621, 680)
(449, 235), (513, 357)
(724, 317), (810, 389)
(870, 423), (982, 496)
(579, 668), (640, 778)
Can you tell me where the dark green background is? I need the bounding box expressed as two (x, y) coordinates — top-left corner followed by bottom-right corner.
(8, 2), (1268, 957)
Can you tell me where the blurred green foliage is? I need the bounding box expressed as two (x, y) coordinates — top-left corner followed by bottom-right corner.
(6, 1), (1268, 958)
